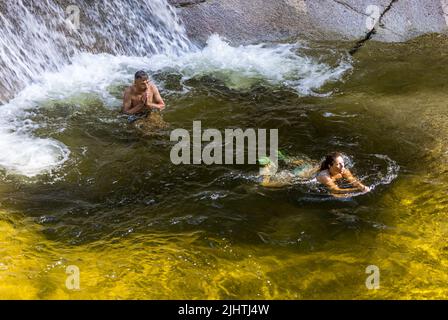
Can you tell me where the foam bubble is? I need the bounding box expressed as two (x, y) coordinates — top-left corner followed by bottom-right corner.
(0, 135), (70, 177)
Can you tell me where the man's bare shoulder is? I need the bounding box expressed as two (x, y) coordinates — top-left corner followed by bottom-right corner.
(124, 86), (134, 96)
(149, 82), (160, 91)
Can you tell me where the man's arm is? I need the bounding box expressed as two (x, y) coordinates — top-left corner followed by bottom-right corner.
(122, 89), (132, 113)
(145, 84), (165, 110)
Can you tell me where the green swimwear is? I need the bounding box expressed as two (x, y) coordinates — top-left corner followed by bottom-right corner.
(258, 151), (317, 181)
(257, 150), (287, 166)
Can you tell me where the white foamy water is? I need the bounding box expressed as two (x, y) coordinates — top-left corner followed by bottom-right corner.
(0, 0), (191, 177)
(0, 0), (192, 102)
(0, 34), (352, 177)
(369, 154), (400, 188)
(0, 96), (69, 177)
(0, 54), (145, 177)
(148, 35), (352, 94)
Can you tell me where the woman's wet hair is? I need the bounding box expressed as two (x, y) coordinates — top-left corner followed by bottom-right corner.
(135, 70), (149, 80)
(319, 152), (343, 171)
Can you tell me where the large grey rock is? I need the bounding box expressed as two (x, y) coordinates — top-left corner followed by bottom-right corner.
(170, 0), (448, 44)
(171, 0), (324, 45)
(306, 0), (391, 40)
(374, 0), (448, 42)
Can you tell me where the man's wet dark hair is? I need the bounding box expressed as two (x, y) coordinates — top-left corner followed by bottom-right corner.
(135, 70), (149, 80)
(319, 152), (343, 171)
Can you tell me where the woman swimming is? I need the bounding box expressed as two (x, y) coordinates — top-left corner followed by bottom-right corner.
(260, 151), (370, 196)
(316, 152), (370, 196)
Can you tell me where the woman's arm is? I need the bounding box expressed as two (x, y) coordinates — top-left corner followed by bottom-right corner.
(343, 170), (370, 192)
(317, 174), (362, 195)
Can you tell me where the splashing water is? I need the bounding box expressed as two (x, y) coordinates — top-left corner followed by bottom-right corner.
(0, 0), (192, 102)
(0, 1), (351, 177)
(0, 0), (192, 177)
(148, 34), (352, 93)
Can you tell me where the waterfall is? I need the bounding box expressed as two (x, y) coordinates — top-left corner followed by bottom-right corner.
(0, 0), (193, 103)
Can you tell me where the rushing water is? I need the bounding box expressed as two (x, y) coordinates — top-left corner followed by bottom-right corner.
(1, 0), (448, 299)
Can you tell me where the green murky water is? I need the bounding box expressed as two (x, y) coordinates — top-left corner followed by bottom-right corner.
(1, 34), (448, 299)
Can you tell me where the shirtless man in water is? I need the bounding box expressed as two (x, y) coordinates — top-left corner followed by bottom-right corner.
(122, 70), (166, 125)
(316, 152), (370, 195)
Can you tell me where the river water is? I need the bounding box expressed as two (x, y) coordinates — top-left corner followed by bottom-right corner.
(0, 1), (448, 299)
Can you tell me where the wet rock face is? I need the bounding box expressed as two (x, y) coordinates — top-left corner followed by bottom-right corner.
(168, 0), (322, 45)
(376, 0), (448, 41)
(169, 0), (448, 44)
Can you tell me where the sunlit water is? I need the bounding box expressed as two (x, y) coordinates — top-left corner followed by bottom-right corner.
(1, 33), (448, 299)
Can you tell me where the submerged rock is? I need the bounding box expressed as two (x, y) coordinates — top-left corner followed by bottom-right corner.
(133, 112), (170, 137)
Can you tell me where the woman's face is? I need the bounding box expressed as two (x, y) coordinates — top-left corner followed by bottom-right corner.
(330, 156), (345, 175)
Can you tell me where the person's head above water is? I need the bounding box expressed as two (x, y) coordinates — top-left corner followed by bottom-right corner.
(134, 70), (150, 92)
(319, 152), (345, 176)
